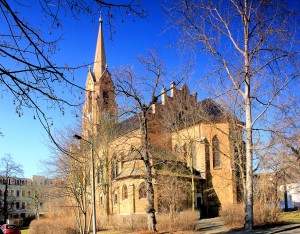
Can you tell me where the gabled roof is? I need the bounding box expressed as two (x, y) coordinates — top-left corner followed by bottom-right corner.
(115, 114), (140, 136)
(197, 98), (224, 119)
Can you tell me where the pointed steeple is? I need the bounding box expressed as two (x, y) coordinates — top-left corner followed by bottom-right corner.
(93, 14), (107, 80)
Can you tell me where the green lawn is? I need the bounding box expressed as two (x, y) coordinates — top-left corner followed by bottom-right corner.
(280, 211), (300, 223)
(21, 227), (29, 234)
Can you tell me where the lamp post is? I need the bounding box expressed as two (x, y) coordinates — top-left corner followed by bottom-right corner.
(74, 134), (97, 234)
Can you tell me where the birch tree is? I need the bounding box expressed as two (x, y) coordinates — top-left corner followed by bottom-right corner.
(164, 0), (300, 230)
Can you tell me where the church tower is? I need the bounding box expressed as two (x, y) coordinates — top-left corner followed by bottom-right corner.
(83, 17), (117, 135)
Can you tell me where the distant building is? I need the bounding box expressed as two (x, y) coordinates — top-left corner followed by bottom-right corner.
(280, 182), (300, 208)
(0, 175), (50, 221)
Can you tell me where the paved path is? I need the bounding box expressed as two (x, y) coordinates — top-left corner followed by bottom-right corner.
(196, 217), (230, 233)
(196, 218), (300, 234)
(226, 223), (300, 234)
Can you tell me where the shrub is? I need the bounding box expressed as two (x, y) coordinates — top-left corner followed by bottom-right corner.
(109, 211), (198, 233)
(219, 203), (245, 229)
(254, 203), (281, 226)
(110, 214), (148, 231)
(29, 217), (77, 234)
(220, 203), (282, 229)
(156, 210), (198, 232)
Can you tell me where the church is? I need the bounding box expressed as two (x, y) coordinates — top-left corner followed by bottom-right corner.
(80, 18), (244, 219)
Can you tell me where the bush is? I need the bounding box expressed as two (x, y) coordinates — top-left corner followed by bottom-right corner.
(254, 203), (281, 226)
(156, 210), (198, 232)
(219, 203), (245, 229)
(110, 214), (148, 232)
(220, 203), (282, 229)
(109, 211), (198, 233)
(29, 217), (78, 234)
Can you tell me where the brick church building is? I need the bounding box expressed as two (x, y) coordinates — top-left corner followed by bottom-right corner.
(80, 18), (244, 219)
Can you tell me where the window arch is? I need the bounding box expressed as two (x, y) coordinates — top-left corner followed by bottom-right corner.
(212, 136), (220, 168)
(122, 184), (128, 200)
(138, 182), (147, 199)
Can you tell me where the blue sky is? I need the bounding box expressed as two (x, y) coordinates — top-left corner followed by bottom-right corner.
(1, 1), (299, 178)
(0, 1), (204, 178)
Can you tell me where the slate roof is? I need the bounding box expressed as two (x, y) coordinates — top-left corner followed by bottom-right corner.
(114, 98), (228, 137)
(115, 114), (140, 136)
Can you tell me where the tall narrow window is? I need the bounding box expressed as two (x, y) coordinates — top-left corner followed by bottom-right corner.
(115, 161), (119, 177)
(138, 182), (147, 199)
(174, 144), (179, 158)
(234, 147), (244, 202)
(97, 165), (103, 184)
(212, 136), (220, 169)
(190, 141), (196, 167)
(100, 193), (103, 206)
(122, 184), (128, 200)
(103, 91), (109, 106)
(182, 143), (187, 162)
(111, 158), (119, 180)
(114, 191), (118, 206)
(205, 139), (210, 172)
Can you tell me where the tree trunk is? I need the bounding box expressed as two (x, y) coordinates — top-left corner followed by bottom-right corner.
(4, 184), (8, 222)
(141, 110), (157, 232)
(244, 94), (253, 230)
(284, 184), (288, 211)
(243, 6), (253, 228)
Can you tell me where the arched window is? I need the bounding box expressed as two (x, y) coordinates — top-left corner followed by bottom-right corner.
(212, 136), (220, 168)
(97, 165), (103, 184)
(204, 139), (210, 172)
(190, 141), (196, 167)
(174, 144), (179, 158)
(138, 182), (147, 199)
(111, 159), (119, 180)
(114, 190), (118, 206)
(234, 147), (244, 202)
(99, 193), (103, 206)
(122, 184), (128, 200)
(182, 143), (187, 162)
(103, 91), (109, 105)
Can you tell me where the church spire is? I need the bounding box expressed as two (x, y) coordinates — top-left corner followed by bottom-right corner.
(93, 14), (106, 80)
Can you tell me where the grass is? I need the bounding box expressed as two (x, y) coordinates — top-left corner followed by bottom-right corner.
(20, 227), (29, 234)
(280, 211), (300, 223)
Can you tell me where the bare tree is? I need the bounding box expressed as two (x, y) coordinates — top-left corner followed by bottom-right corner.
(164, 0), (300, 229)
(155, 150), (192, 224)
(114, 51), (189, 231)
(0, 0), (146, 147)
(0, 154), (23, 221)
(44, 124), (92, 234)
